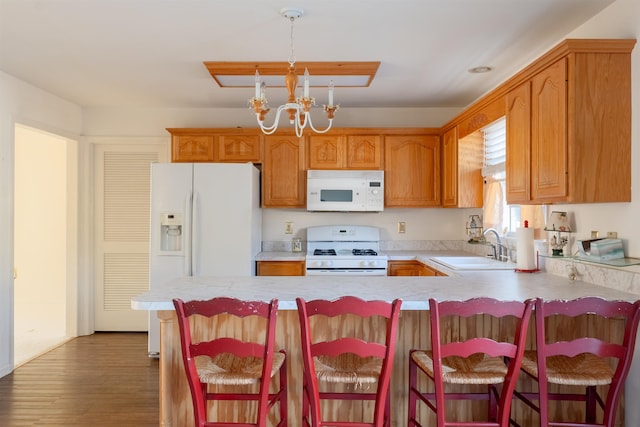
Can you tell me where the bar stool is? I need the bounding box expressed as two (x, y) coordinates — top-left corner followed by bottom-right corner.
(513, 297), (640, 427)
(296, 296), (402, 427)
(173, 297), (287, 427)
(408, 297), (535, 427)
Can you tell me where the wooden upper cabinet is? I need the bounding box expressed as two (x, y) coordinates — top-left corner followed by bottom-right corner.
(441, 127), (483, 208)
(307, 134), (383, 169)
(168, 129), (262, 163)
(506, 81), (532, 204)
(262, 134), (306, 208)
(346, 135), (383, 169)
(531, 58), (568, 202)
(441, 128), (458, 207)
(384, 134), (440, 207)
(308, 135), (345, 169)
(172, 135), (215, 162)
(457, 97), (505, 139)
(504, 39), (634, 204)
(217, 134), (261, 162)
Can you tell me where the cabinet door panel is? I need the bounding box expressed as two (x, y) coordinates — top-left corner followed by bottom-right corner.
(531, 58), (567, 201)
(506, 82), (531, 204)
(217, 135), (261, 162)
(172, 135), (215, 162)
(263, 135), (305, 207)
(346, 135), (382, 169)
(308, 135), (344, 169)
(384, 135), (440, 207)
(257, 261), (305, 276)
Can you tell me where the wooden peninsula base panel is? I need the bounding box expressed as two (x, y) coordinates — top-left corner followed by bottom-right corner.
(156, 308), (627, 427)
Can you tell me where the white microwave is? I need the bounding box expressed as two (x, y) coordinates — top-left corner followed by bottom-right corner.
(306, 170), (384, 212)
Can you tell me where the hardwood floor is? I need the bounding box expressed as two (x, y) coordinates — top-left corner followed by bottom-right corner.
(0, 332), (159, 427)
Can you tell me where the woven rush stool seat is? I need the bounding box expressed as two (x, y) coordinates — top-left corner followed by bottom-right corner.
(194, 352), (286, 385)
(410, 352), (509, 385)
(173, 297), (287, 427)
(296, 296), (402, 427)
(314, 354), (382, 385)
(512, 297), (640, 427)
(408, 297), (535, 427)
(519, 352), (614, 386)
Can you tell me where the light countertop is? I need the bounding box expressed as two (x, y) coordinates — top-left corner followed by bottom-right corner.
(132, 269), (639, 311)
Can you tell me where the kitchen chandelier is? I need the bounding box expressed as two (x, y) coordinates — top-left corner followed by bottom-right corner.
(250, 8), (338, 137)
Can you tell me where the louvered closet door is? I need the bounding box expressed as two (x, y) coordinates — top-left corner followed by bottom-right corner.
(94, 143), (166, 331)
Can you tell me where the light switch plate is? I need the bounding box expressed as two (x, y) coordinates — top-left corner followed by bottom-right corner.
(398, 221), (406, 234)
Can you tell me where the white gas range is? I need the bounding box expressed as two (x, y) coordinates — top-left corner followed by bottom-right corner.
(305, 225), (388, 276)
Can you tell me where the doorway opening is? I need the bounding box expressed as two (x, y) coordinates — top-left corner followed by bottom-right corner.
(13, 124), (74, 367)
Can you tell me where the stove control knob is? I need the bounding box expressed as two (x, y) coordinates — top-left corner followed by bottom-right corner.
(322, 260), (332, 267)
(368, 260), (378, 267)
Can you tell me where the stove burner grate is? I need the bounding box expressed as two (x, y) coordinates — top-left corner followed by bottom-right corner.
(313, 249), (336, 256)
(352, 249), (378, 256)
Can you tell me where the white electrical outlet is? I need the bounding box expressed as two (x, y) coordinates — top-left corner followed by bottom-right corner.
(398, 221), (406, 234)
(285, 222), (293, 234)
(606, 231), (618, 239)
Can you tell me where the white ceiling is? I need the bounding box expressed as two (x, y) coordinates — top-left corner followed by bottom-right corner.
(0, 0), (614, 110)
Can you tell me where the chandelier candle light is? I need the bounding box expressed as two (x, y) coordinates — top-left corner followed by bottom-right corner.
(250, 8), (338, 137)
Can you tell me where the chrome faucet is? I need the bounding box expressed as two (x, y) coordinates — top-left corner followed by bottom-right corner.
(483, 228), (507, 261)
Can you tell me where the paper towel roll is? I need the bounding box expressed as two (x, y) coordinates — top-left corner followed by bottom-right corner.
(516, 227), (536, 271)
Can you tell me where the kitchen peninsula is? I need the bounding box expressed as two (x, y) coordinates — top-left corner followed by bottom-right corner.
(132, 264), (639, 427)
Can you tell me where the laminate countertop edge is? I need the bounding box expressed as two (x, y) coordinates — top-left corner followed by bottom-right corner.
(132, 268), (640, 312)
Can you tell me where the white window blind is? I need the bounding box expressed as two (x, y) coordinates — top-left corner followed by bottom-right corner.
(482, 117), (506, 178)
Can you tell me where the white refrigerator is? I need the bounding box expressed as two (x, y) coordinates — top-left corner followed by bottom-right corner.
(147, 162), (262, 355)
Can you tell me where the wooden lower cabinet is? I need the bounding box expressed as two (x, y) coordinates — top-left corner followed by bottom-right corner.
(256, 261), (305, 276)
(387, 260), (445, 276)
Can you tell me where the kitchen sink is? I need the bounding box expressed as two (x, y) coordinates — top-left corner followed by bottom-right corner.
(430, 256), (515, 271)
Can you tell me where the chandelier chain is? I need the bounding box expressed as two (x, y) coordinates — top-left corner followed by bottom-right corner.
(288, 15), (296, 67)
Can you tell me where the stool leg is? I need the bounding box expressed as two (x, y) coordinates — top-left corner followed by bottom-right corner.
(384, 387), (391, 427)
(279, 357), (288, 426)
(488, 384), (498, 422)
(408, 357), (417, 426)
(585, 386), (597, 424)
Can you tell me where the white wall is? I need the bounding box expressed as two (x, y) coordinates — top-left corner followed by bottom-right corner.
(0, 71), (83, 377)
(81, 106), (462, 136)
(262, 208), (476, 244)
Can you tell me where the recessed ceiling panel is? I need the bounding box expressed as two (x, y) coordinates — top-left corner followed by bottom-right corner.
(205, 61), (380, 88)
(215, 75), (372, 88)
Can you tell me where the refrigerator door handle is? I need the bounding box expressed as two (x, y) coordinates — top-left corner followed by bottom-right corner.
(191, 191), (200, 276)
(184, 192), (193, 276)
